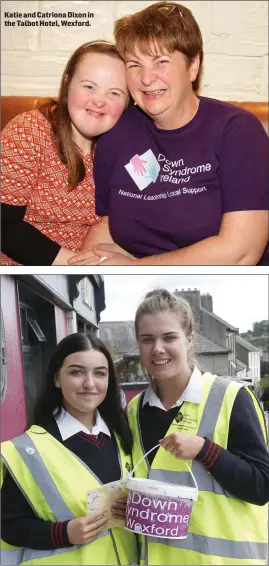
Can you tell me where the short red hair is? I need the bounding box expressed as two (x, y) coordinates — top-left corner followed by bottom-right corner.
(114, 2), (203, 92)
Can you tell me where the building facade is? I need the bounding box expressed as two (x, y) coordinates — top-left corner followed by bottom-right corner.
(235, 335), (262, 384)
(1, 274), (105, 441)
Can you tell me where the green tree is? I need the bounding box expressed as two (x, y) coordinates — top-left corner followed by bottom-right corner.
(260, 374), (269, 392)
(252, 320), (269, 337)
(240, 320), (269, 352)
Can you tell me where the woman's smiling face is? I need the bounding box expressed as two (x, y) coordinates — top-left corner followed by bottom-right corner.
(67, 52), (129, 142)
(125, 46), (199, 128)
(137, 310), (192, 382)
(55, 349), (109, 419)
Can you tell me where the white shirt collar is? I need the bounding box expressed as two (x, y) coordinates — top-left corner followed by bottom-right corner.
(55, 408), (111, 441)
(142, 365), (203, 411)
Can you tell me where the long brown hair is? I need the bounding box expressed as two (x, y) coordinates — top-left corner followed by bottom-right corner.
(115, 1), (203, 92)
(31, 333), (133, 454)
(39, 41), (126, 191)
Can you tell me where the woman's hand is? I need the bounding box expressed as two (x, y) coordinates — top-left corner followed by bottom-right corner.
(67, 247), (100, 265)
(159, 432), (205, 460)
(67, 510), (109, 545)
(91, 251), (136, 266)
(68, 244), (135, 265)
(111, 497), (127, 519)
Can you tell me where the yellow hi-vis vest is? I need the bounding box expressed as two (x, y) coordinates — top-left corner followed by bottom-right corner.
(0, 426), (138, 565)
(127, 373), (268, 566)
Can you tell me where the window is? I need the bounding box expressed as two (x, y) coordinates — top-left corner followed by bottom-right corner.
(77, 319), (96, 335)
(17, 282), (57, 423)
(28, 317), (47, 341)
(19, 306), (47, 346)
(19, 304), (48, 421)
(80, 278), (94, 310)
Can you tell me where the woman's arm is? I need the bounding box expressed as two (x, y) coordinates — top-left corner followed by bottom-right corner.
(1, 116), (75, 266)
(1, 203), (59, 265)
(69, 209), (268, 266)
(67, 216), (135, 264)
(1, 204), (76, 266)
(161, 388), (269, 505)
(1, 468), (109, 548)
(131, 209), (268, 265)
(194, 387), (269, 505)
(81, 216), (134, 257)
(81, 216), (114, 249)
(1, 469), (72, 549)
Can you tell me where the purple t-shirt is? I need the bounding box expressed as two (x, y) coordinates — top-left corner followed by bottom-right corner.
(94, 96), (269, 265)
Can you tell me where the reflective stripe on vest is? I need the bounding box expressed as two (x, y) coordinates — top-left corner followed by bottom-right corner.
(1, 431), (126, 565)
(149, 376), (233, 497)
(10, 433), (107, 521)
(11, 434), (75, 521)
(1, 548), (24, 566)
(149, 467), (233, 497)
(147, 533), (267, 561)
(1, 530), (109, 566)
(1, 433), (115, 565)
(195, 376), (229, 438)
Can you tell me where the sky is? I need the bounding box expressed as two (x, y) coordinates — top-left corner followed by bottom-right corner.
(100, 274), (268, 333)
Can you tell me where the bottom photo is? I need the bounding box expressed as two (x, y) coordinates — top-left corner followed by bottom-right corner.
(1, 273), (268, 566)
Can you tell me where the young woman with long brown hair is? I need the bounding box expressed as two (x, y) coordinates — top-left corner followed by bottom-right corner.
(1, 333), (138, 565)
(127, 289), (269, 565)
(1, 41), (130, 266)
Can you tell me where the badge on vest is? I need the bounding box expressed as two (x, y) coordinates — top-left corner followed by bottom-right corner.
(175, 410), (184, 424)
(26, 447), (35, 455)
(173, 411), (198, 432)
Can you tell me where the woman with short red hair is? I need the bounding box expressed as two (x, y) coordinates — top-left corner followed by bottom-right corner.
(72, 2), (269, 267)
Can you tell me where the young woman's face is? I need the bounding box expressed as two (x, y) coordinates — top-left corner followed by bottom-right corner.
(67, 52), (129, 141)
(55, 349), (109, 419)
(125, 46), (199, 128)
(137, 311), (191, 382)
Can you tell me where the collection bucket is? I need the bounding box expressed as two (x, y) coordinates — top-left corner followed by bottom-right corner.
(125, 444), (198, 540)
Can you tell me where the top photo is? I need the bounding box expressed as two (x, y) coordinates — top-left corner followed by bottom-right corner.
(1, 0), (269, 267)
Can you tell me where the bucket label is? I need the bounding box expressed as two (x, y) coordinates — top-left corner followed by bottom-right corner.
(126, 490), (194, 538)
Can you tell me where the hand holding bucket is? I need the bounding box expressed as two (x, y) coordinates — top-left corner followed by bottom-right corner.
(125, 444), (198, 539)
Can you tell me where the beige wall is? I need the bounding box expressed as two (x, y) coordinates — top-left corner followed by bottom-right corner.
(1, 0), (268, 100)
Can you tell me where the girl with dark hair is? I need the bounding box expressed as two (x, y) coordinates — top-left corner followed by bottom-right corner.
(1, 333), (137, 565)
(1, 41), (131, 266)
(127, 289), (269, 565)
